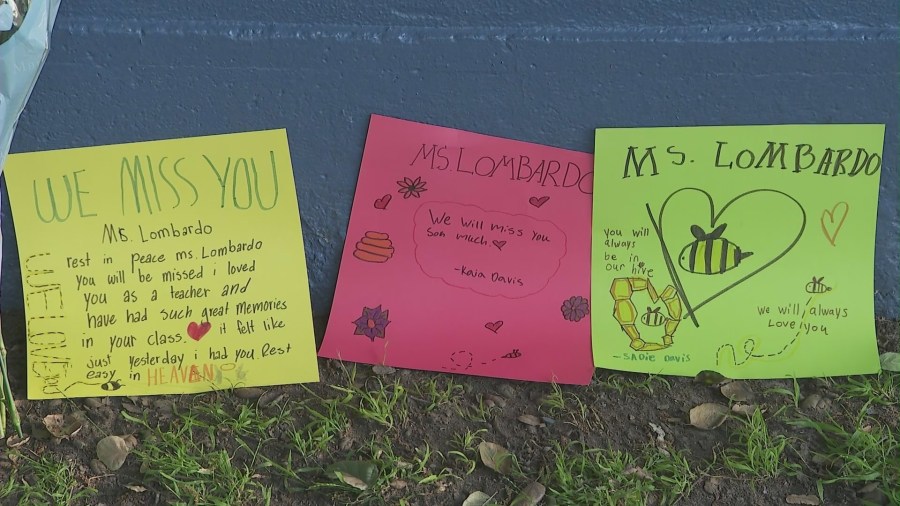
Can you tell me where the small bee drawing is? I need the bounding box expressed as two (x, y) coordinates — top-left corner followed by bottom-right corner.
(640, 307), (666, 327)
(679, 224), (753, 275)
(805, 276), (831, 294)
(101, 379), (123, 391)
(501, 349), (522, 359)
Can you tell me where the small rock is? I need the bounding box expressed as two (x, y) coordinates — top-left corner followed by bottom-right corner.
(720, 381), (754, 402)
(498, 384), (516, 398)
(90, 458), (108, 475)
(623, 465), (652, 480)
(731, 403), (759, 416)
(517, 414), (544, 427)
(339, 425), (356, 451)
(121, 402), (144, 415)
(122, 434), (139, 451)
(484, 393), (506, 408)
(511, 481), (545, 506)
(372, 364), (396, 376)
(258, 391), (285, 408)
(689, 403), (729, 430)
(151, 399), (174, 415)
(704, 476), (723, 495)
(42, 414), (84, 439)
(96, 435), (131, 471)
(233, 387), (265, 399)
(5, 435), (29, 448)
(83, 398), (104, 409)
(800, 393), (830, 411)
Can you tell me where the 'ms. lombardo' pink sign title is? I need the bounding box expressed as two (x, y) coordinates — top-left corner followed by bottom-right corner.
(320, 115), (594, 384)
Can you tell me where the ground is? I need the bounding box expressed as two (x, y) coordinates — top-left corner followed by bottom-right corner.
(0, 318), (897, 505)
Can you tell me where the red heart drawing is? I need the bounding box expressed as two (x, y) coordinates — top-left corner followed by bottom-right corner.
(187, 321), (211, 341)
(374, 194), (392, 210)
(529, 196), (550, 208)
(492, 240), (507, 251)
(820, 201), (849, 246)
(484, 320), (504, 333)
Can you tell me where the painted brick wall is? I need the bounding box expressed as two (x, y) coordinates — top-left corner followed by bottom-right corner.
(3, 1), (898, 329)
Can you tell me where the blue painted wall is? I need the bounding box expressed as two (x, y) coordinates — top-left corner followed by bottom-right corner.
(4, 1), (899, 330)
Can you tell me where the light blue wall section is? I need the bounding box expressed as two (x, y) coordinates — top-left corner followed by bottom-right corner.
(4, 1), (898, 328)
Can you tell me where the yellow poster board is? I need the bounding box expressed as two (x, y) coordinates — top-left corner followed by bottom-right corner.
(592, 125), (883, 378)
(5, 130), (319, 398)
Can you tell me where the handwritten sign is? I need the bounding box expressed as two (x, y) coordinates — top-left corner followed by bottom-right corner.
(5, 130), (319, 398)
(319, 115), (595, 384)
(592, 125), (884, 378)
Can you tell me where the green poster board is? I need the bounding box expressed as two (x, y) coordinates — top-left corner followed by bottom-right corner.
(592, 125), (883, 378)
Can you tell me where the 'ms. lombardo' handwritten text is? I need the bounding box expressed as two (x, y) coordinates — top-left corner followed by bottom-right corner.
(621, 141), (882, 179)
(409, 143), (593, 195)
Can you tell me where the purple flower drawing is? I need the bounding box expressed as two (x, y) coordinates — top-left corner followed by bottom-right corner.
(352, 305), (391, 341)
(561, 296), (590, 322)
(396, 176), (427, 199)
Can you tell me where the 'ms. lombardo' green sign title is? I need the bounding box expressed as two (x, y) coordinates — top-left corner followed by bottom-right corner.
(621, 139), (881, 179)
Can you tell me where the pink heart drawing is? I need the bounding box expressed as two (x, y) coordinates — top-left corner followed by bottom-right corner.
(529, 196), (550, 208)
(492, 240), (507, 251)
(374, 194), (392, 210)
(187, 321), (212, 341)
(484, 320), (504, 333)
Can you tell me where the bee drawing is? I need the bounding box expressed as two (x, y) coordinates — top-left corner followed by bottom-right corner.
(101, 379), (123, 391)
(805, 276), (831, 294)
(501, 349), (522, 359)
(678, 224), (753, 275)
(640, 307), (666, 327)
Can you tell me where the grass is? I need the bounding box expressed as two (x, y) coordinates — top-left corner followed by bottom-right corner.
(329, 365), (409, 430)
(0, 452), (96, 506)
(2, 355), (897, 505)
(122, 407), (274, 505)
(544, 441), (694, 505)
(540, 382), (602, 430)
(288, 397), (351, 460)
(830, 373), (898, 409)
(447, 428), (487, 475)
(601, 373), (672, 395)
(789, 408), (899, 505)
(722, 408), (799, 478)
(457, 392), (502, 423)
(410, 376), (464, 412)
(766, 377), (802, 408)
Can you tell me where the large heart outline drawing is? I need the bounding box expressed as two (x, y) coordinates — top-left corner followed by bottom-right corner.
(650, 187), (806, 325)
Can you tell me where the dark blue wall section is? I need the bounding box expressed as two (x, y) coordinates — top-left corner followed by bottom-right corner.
(4, 1), (899, 328)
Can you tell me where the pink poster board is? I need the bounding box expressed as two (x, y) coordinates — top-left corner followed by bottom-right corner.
(319, 115), (594, 384)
